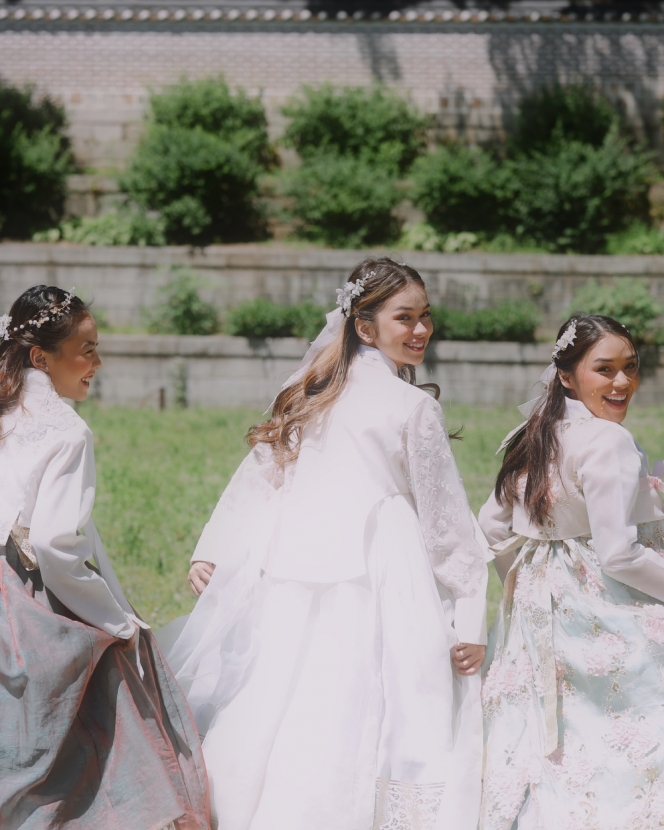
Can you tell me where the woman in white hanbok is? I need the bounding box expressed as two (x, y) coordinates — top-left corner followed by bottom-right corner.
(163, 258), (489, 830)
(0, 286), (209, 829)
(480, 314), (664, 830)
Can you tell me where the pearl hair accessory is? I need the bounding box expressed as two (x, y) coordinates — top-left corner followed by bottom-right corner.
(335, 272), (374, 318)
(551, 320), (577, 361)
(4, 287), (76, 339)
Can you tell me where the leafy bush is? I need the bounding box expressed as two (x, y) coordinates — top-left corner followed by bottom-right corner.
(281, 155), (401, 247)
(226, 299), (326, 341)
(120, 77), (272, 245)
(606, 222), (664, 255)
(149, 76), (275, 169)
(567, 278), (663, 345)
(120, 125), (262, 245)
(148, 270), (219, 335)
(510, 84), (619, 155)
(506, 130), (654, 253)
(282, 85), (428, 174)
(399, 223), (480, 253)
(33, 208), (167, 246)
(0, 79), (73, 239)
(430, 300), (540, 343)
(411, 145), (510, 235)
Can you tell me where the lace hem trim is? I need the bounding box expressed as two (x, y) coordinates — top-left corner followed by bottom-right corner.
(374, 777), (445, 830)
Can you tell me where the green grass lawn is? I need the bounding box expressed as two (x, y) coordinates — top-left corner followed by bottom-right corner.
(80, 402), (664, 629)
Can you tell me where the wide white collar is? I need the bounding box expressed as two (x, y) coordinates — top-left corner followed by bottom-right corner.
(22, 367), (57, 405)
(565, 396), (596, 422)
(356, 345), (399, 377)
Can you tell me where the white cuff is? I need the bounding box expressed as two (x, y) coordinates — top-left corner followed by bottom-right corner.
(454, 596), (487, 646)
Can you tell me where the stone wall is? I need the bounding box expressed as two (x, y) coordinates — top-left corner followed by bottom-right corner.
(0, 14), (663, 168)
(3, 243), (664, 335)
(92, 333), (664, 408)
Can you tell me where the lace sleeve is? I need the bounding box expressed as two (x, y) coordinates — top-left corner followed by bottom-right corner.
(404, 396), (488, 643)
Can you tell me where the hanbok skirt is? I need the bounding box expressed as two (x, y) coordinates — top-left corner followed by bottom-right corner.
(0, 537), (210, 830)
(162, 495), (483, 830)
(481, 525), (664, 830)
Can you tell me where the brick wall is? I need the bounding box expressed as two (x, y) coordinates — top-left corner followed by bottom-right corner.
(1, 20), (663, 168)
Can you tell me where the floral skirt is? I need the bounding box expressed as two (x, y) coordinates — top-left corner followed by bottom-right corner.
(0, 537), (210, 830)
(481, 528), (664, 830)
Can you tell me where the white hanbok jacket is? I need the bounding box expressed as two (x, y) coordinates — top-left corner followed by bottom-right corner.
(166, 346), (489, 830)
(480, 397), (664, 591)
(0, 368), (138, 638)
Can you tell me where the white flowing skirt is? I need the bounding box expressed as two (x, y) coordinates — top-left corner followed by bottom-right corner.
(162, 495), (482, 830)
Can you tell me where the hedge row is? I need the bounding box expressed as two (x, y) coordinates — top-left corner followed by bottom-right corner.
(5, 77), (661, 254)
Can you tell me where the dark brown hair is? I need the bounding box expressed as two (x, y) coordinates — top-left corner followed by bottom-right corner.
(495, 314), (638, 525)
(0, 285), (91, 420)
(248, 257), (429, 463)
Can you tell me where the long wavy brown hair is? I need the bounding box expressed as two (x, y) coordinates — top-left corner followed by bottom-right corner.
(248, 257), (429, 463)
(495, 314), (639, 525)
(0, 285), (91, 423)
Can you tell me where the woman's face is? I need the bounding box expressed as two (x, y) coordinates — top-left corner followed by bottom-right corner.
(30, 314), (102, 401)
(355, 284), (433, 369)
(559, 333), (639, 423)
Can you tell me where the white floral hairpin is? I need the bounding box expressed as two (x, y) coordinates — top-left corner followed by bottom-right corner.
(0, 314), (11, 342)
(336, 272), (374, 318)
(551, 320), (577, 361)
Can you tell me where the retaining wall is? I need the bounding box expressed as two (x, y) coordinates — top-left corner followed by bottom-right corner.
(3, 243), (664, 334)
(1, 8), (663, 168)
(92, 334), (664, 409)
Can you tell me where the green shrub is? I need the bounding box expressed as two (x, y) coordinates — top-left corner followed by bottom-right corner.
(281, 155), (401, 247)
(505, 130), (654, 253)
(606, 222), (664, 255)
(282, 85), (428, 174)
(567, 278), (663, 345)
(510, 84), (619, 155)
(120, 125), (263, 245)
(399, 222), (446, 252)
(148, 269), (219, 335)
(430, 300), (540, 343)
(226, 299), (326, 340)
(149, 76), (275, 169)
(411, 145), (510, 235)
(33, 208), (167, 246)
(0, 80), (73, 239)
(399, 223), (481, 253)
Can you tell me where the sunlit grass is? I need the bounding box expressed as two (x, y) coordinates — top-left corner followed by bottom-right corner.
(80, 403), (664, 629)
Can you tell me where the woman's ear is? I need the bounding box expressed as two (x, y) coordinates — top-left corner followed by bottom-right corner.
(355, 318), (375, 346)
(558, 369), (573, 390)
(29, 346), (49, 372)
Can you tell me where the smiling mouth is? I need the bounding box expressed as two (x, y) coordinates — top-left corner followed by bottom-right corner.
(603, 394), (628, 409)
(405, 342), (425, 353)
(81, 374), (95, 387)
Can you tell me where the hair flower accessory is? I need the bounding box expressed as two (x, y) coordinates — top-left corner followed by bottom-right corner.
(551, 320), (577, 361)
(0, 314), (11, 342)
(336, 272), (373, 318)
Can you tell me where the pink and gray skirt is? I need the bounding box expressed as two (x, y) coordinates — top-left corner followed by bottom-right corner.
(0, 537), (210, 829)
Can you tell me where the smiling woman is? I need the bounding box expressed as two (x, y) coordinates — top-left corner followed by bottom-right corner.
(558, 330), (639, 421)
(163, 257), (490, 830)
(479, 314), (664, 830)
(0, 286), (209, 829)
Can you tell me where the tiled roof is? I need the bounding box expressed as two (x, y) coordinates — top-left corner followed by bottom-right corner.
(0, 0), (662, 24)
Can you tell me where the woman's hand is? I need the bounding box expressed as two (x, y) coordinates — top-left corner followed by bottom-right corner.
(188, 561), (216, 597)
(453, 642), (486, 675)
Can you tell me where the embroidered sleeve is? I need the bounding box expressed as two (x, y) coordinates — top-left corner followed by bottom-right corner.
(404, 396), (488, 642)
